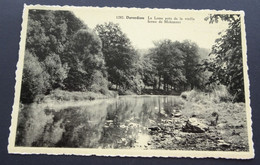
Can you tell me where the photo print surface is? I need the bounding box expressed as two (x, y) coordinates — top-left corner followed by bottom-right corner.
(8, 5), (254, 159)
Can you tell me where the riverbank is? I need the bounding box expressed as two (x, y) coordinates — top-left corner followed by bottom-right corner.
(36, 89), (118, 104)
(144, 90), (249, 151)
(16, 88), (249, 151)
(34, 88), (181, 105)
(141, 88), (181, 96)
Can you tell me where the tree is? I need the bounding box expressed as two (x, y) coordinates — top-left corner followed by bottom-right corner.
(20, 51), (50, 103)
(26, 10), (85, 61)
(205, 14), (244, 102)
(140, 53), (158, 89)
(88, 70), (109, 94)
(43, 53), (69, 89)
(95, 22), (140, 92)
(180, 40), (203, 90)
(63, 29), (107, 91)
(24, 10), (88, 93)
(21, 9), (112, 102)
(149, 40), (186, 91)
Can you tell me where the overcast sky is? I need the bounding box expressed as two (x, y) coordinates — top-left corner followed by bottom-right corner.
(72, 8), (229, 50)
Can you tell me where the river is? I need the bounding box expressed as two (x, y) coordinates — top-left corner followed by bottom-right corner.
(15, 95), (181, 149)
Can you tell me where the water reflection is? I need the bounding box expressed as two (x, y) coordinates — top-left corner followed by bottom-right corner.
(15, 95), (179, 149)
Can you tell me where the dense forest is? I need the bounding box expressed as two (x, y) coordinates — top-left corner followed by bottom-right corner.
(20, 10), (245, 104)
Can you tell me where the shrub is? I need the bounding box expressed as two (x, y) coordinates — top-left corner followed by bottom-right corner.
(180, 85), (232, 104)
(117, 88), (135, 95)
(180, 90), (200, 102)
(42, 88), (118, 103)
(88, 70), (109, 95)
(20, 51), (50, 103)
(211, 85), (232, 102)
(43, 53), (69, 89)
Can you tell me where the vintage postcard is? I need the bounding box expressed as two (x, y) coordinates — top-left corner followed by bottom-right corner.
(8, 5), (254, 159)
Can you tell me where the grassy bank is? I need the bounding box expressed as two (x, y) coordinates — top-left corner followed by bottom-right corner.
(146, 87), (249, 151)
(36, 89), (118, 104)
(141, 88), (181, 96)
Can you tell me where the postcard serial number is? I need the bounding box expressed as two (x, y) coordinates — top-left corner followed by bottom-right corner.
(116, 16), (145, 20)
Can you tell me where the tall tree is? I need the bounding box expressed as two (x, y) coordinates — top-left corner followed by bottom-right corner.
(24, 9), (87, 92)
(149, 40), (186, 91)
(95, 22), (140, 92)
(205, 14), (244, 102)
(22, 9), (108, 101)
(180, 40), (202, 90)
(63, 29), (107, 91)
(26, 10), (85, 61)
(140, 53), (158, 89)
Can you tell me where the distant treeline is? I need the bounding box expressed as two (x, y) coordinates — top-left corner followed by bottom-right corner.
(20, 10), (244, 103)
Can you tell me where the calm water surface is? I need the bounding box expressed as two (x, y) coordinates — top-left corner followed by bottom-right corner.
(16, 95), (180, 148)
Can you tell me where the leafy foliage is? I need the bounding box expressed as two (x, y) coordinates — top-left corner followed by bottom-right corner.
(43, 53), (69, 89)
(144, 40), (205, 92)
(205, 14), (244, 102)
(88, 70), (109, 95)
(95, 22), (141, 92)
(26, 10), (85, 61)
(20, 10), (242, 104)
(151, 40), (186, 91)
(180, 40), (203, 89)
(140, 53), (157, 89)
(21, 10), (108, 103)
(63, 29), (106, 91)
(20, 51), (50, 103)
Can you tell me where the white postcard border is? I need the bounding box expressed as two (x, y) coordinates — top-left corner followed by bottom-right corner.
(8, 4), (254, 159)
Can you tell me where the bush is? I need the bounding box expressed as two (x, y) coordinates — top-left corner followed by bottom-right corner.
(20, 51), (50, 103)
(180, 85), (232, 103)
(43, 53), (69, 89)
(88, 70), (109, 94)
(42, 89), (118, 103)
(180, 90), (199, 102)
(212, 85), (232, 102)
(117, 88), (135, 95)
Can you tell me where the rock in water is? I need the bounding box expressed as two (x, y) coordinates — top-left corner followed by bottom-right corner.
(217, 140), (231, 147)
(148, 126), (161, 131)
(181, 93), (188, 100)
(182, 118), (208, 133)
(174, 113), (182, 117)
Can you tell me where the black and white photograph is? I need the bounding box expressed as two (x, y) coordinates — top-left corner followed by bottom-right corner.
(8, 5), (253, 159)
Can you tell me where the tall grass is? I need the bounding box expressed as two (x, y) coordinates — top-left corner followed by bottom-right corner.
(41, 89), (118, 103)
(180, 85), (232, 104)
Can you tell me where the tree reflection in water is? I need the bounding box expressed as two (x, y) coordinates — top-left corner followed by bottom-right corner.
(15, 96), (178, 149)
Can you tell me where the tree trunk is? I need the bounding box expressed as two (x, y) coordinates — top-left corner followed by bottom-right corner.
(158, 75), (161, 90)
(191, 83), (194, 90)
(153, 78), (157, 90)
(163, 76), (166, 91)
